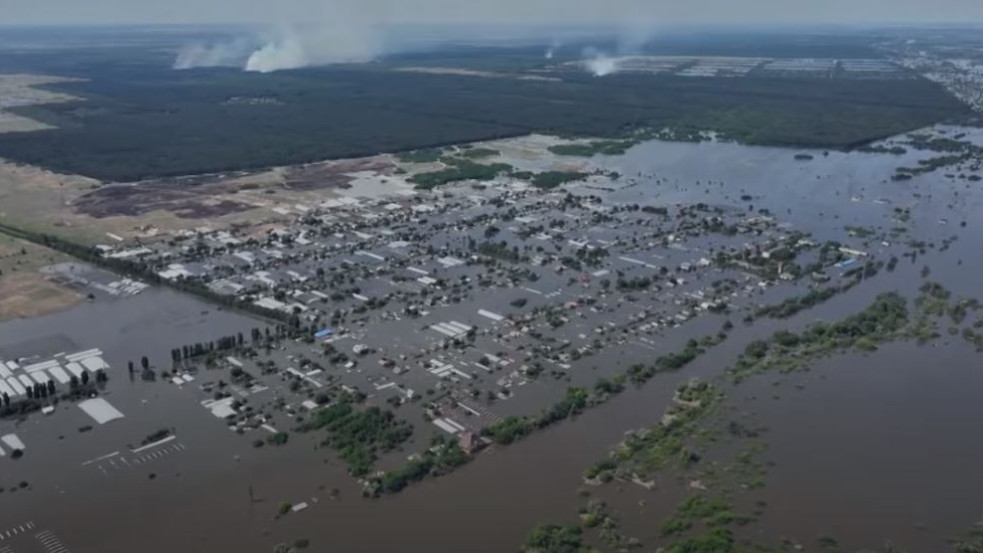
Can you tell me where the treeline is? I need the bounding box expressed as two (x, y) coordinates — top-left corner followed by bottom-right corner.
(754, 286), (843, 320)
(0, 64), (967, 181)
(484, 333), (726, 446)
(368, 437), (469, 496)
(170, 333), (244, 363)
(548, 140), (634, 157)
(730, 292), (909, 382)
(170, 326), (297, 364)
(754, 261), (884, 321)
(530, 171), (589, 189)
(626, 335), (726, 385)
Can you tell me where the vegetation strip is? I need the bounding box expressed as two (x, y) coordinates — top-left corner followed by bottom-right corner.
(369, 333), (728, 496)
(524, 287), (983, 552)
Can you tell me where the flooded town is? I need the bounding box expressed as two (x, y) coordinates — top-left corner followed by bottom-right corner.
(1, 19), (983, 553)
(0, 122), (979, 551)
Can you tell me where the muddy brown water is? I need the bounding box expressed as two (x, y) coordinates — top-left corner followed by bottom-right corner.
(750, 340), (983, 552)
(1, 130), (982, 552)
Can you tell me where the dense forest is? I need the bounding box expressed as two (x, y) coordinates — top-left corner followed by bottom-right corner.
(0, 40), (970, 181)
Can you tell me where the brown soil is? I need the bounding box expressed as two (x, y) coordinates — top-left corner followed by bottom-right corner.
(281, 157), (394, 191)
(71, 156), (395, 219)
(0, 272), (81, 320)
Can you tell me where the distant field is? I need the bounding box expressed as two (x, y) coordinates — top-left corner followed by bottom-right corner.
(0, 74), (81, 133)
(0, 40), (971, 181)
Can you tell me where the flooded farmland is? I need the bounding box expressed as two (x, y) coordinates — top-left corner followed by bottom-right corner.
(1, 128), (982, 552)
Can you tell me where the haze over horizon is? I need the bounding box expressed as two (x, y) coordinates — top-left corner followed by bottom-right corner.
(3, 0), (983, 27)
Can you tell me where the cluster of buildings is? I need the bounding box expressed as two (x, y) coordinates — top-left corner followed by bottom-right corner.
(86, 174), (877, 450)
(0, 348), (109, 402)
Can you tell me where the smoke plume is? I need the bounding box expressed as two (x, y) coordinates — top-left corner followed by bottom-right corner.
(544, 37), (563, 60)
(245, 24), (385, 73)
(173, 39), (253, 69)
(582, 47), (620, 76)
(173, 24), (385, 72)
(172, 15), (657, 74)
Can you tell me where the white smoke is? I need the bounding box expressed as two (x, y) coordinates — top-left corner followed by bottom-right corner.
(245, 24), (385, 73)
(173, 39), (253, 69)
(173, 21), (655, 74)
(544, 37), (562, 60)
(582, 47), (620, 77)
(174, 19), (386, 73)
(245, 34), (308, 73)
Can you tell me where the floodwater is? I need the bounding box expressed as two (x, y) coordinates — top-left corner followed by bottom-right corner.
(749, 341), (983, 552)
(2, 128), (982, 552)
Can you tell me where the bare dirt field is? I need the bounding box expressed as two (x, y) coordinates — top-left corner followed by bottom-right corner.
(0, 155), (399, 245)
(0, 235), (80, 320)
(73, 155), (396, 218)
(0, 134), (585, 245)
(0, 272), (80, 320)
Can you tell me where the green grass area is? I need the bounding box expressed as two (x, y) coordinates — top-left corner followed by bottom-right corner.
(407, 159), (513, 189)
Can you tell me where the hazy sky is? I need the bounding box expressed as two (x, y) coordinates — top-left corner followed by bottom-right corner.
(3, 0), (983, 26)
